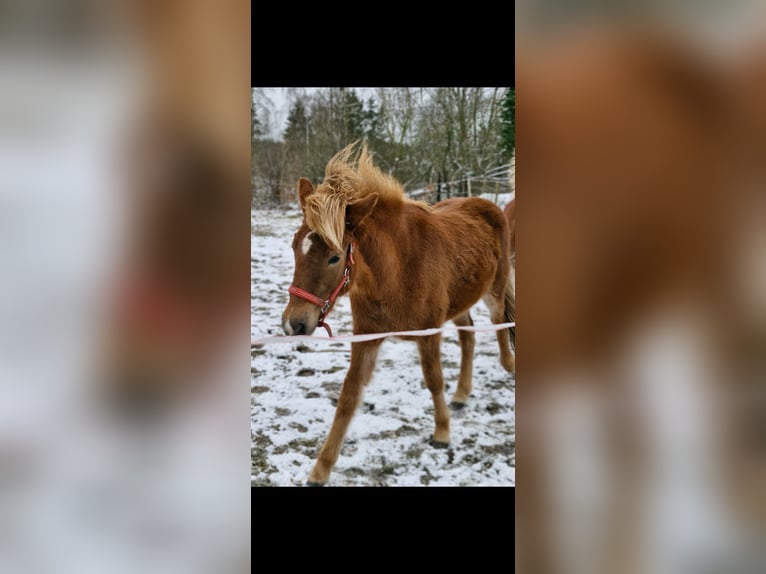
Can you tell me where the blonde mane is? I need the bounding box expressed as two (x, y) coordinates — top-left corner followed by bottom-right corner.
(303, 142), (430, 251)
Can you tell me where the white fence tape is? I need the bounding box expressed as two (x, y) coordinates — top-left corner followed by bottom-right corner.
(252, 322), (514, 347)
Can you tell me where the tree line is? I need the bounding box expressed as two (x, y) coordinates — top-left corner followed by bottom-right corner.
(252, 87), (514, 207)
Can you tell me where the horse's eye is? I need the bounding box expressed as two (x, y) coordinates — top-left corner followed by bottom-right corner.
(328, 255), (341, 265)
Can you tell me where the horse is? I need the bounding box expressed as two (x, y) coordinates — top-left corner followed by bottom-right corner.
(516, 27), (766, 574)
(101, 0), (250, 410)
(281, 143), (514, 485)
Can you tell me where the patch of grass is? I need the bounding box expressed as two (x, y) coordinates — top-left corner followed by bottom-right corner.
(322, 365), (345, 374)
(252, 435), (277, 478)
(461, 453), (481, 465)
(405, 445), (425, 460)
(252, 226), (277, 237)
(251, 385), (270, 394)
(272, 437), (319, 457)
(479, 442), (514, 457)
(342, 467), (367, 478)
(321, 381), (341, 393)
(487, 379), (511, 390)
(485, 402), (505, 415)
(289, 422), (308, 433)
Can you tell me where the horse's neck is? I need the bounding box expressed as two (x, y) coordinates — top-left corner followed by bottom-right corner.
(353, 219), (404, 290)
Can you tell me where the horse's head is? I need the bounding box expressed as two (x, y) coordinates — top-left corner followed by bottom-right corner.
(282, 177), (377, 336)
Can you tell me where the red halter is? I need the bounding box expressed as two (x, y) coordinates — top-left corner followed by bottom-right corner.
(288, 242), (355, 337)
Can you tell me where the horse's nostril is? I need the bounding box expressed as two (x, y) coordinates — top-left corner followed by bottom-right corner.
(291, 320), (306, 335)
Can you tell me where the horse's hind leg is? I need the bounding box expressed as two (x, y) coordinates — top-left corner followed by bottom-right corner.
(450, 311), (475, 409)
(307, 339), (382, 485)
(417, 334), (450, 447)
(483, 289), (515, 373)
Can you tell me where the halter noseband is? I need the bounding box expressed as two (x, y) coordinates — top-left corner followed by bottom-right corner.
(287, 242), (355, 337)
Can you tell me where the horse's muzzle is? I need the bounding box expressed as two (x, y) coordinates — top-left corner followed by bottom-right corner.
(281, 306), (318, 336)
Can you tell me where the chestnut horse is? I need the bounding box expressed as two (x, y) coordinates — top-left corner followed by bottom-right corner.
(282, 143), (514, 485)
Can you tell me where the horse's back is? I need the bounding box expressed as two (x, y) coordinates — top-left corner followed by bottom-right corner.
(433, 195), (503, 218)
(426, 196), (511, 314)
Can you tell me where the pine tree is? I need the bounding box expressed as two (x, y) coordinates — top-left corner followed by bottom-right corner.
(283, 99), (310, 146)
(500, 88), (515, 159)
(251, 98), (263, 145)
(362, 97), (380, 143)
(342, 89), (365, 143)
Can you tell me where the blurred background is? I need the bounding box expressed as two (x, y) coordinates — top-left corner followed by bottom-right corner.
(516, 1), (766, 573)
(0, 1), (250, 573)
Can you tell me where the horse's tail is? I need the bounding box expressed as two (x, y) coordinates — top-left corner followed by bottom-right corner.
(505, 275), (515, 352)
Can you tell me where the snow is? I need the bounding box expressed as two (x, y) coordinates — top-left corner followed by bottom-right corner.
(252, 206), (515, 486)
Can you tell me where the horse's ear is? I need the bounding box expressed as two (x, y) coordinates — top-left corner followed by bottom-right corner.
(345, 193), (379, 229)
(298, 177), (314, 210)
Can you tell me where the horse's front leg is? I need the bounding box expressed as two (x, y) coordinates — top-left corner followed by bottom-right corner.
(307, 340), (382, 485)
(417, 333), (450, 447)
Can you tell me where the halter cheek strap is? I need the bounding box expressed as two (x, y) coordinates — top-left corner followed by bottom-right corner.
(288, 242), (355, 337)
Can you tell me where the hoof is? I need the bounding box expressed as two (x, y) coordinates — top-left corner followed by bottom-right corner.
(449, 401), (466, 411)
(306, 480), (325, 487)
(429, 438), (450, 449)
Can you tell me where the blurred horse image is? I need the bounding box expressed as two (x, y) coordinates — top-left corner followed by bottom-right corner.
(517, 24), (766, 574)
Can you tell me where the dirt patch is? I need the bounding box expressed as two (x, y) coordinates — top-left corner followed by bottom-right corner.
(405, 445), (425, 460)
(251, 386), (270, 394)
(272, 437), (319, 457)
(479, 441), (515, 458)
(342, 467), (367, 478)
(252, 433), (277, 478)
(289, 422), (309, 433)
(322, 365), (345, 374)
(321, 381), (341, 393)
(485, 402), (505, 415)
(369, 424), (420, 441)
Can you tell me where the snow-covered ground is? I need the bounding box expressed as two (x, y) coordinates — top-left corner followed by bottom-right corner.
(251, 202), (514, 486)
